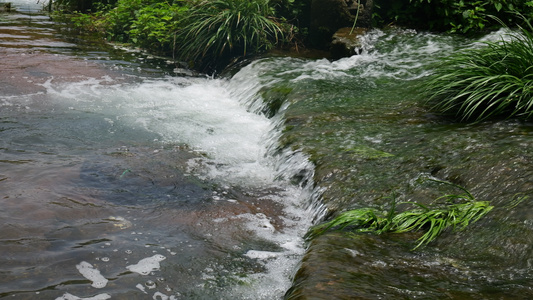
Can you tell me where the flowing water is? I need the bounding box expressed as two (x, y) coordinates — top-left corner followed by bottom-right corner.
(1, 2), (315, 299)
(2, 2), (533, 300)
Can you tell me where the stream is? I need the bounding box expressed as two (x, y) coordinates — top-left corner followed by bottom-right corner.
(1, 1), (533, 299)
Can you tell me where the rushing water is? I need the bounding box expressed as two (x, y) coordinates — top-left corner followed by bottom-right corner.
(2, 1), (533, 300)
(1, 2), (315, 299)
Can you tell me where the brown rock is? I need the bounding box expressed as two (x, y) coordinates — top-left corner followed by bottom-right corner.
(330, 27), (368, 59)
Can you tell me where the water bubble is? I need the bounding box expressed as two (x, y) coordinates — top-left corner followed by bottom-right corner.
(101, 257), (110, 262)
(125, 250), (132, 254)
(145, 280), (156, 289)
(152, 292), (168, 300)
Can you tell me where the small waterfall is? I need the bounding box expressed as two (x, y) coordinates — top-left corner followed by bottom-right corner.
(27, 60), (321, 298)
(5, 7), (529, 298)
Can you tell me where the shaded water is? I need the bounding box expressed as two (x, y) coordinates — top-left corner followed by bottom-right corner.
(2, 2), (533, 300)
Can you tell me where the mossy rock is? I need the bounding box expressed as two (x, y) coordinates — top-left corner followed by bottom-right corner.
(344, 145), (394, 159)
(260, 86), (293, 118)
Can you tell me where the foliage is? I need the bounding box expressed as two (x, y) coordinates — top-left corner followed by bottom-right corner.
(375, 0), (533, 34)
(175, 0), (284, 69)
(424, 17), (533, 122)
(62, 0), (187, 56)
(50, 8), (108, 34)
(103, 0), (159, 43)
(50, 0), (298, 71)
(51, 0), (118, 13)
(128, 3), (188, 52)
(306, 179), (494, 250)
(269, 0), (311, 36)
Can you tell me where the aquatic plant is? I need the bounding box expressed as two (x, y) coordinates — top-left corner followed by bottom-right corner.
(424, 17), (533, 122)
(175, 0), (283, 69)
(306, 179), (494, 250)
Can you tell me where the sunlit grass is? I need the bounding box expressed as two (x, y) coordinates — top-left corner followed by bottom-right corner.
(306, 179), (494, 250)
(424, 18), (533, 122)
(175, 0), (283, 69)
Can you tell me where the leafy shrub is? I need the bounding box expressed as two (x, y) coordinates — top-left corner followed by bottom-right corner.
(128, 3), (188, 53)
(375, 0), (533, 34)
(51, 0), (118, 13)
(103, 0), (147, 43)
(424, 18), (533, 121)
(175, 0), (284, 70)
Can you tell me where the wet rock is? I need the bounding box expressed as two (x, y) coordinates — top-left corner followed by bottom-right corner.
(309, 0), (373, 49)
(310, 0), (353, 49)
(330, 27), (368, 59)
(285, 232), (420, 299)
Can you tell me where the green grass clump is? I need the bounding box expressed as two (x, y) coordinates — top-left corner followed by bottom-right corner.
(424, 18), (533, 122)
(176, 0), (283, 69)
(306, 179), (494, 250)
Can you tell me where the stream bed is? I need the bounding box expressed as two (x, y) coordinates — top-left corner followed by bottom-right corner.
(1, 1), (533, 299)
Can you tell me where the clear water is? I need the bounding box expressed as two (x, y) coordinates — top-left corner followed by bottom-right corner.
(2, 1), (533, 300)
(1, 3), (314, 299)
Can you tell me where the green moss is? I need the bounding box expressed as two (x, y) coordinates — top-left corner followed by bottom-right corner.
(260, 86), (293, 118)
(344, 145), (395, 159)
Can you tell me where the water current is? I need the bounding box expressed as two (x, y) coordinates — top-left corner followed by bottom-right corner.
(1, 1), (533, 299)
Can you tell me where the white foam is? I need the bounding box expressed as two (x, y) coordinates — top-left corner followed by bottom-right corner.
(245, 250), (281, 260)
(55, 293), (111, 300)
(126, 254), (166, 275)
(75, 261), (108, 289)
(43, 76), (277, 187)
(475, 27), (516, 45)
(152, 291), (179, 300)
(263, 29), (460, 82)
(135, 283), (147, 294)
(41, 64), (316, 299)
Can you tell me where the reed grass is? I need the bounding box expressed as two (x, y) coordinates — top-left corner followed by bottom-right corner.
(175, 0), (282, 67)
(424, 17), (533, 122)
(306, 179), (494, 250)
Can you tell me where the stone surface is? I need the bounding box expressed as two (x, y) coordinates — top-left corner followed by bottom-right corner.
(330, 27), (368, 59)
(309, 0), (373, 49)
